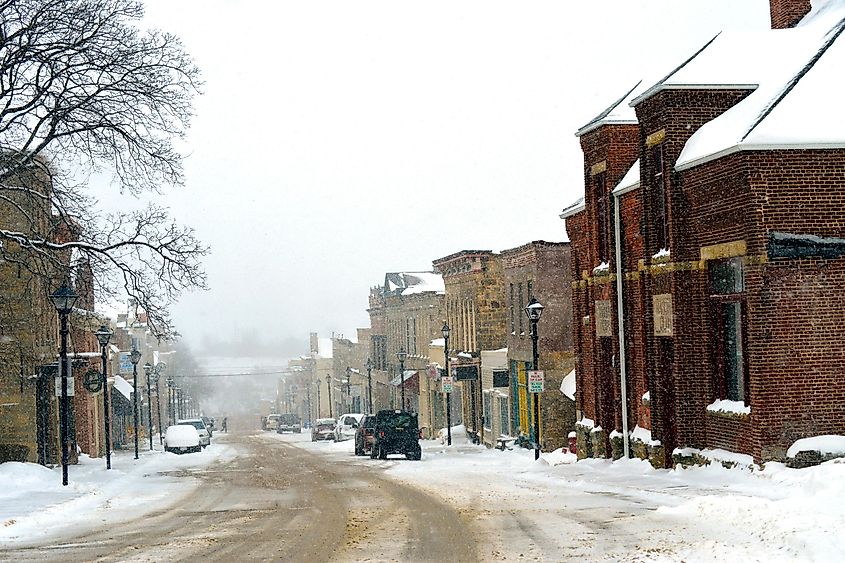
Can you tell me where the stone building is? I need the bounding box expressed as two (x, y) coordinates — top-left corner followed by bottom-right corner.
(432, 251), (507, 441)
(0, 159), (61, 463)
(501, 241), (576, 452)
(367, 272), (445, 432)
(563, 0), (845, 466)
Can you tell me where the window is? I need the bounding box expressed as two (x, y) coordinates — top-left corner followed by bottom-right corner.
(498, 395), (510, 436)
(517, 282), (524, 335)
(595, 172), (611, 262)
(483, 391), (492, 431)
(509, 283), (515, 334)
(527, 279), (533, 300)
(651, 144), (669, 251)
(709, 258), (746, 403)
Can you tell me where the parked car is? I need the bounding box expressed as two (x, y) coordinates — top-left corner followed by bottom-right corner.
(201, 416), (215, 437)
(264, 414), (282, 431)
(354, 414), (376, 456)
(177, 418), (211, 447)
(164, 424), (201, 454)
(311, 418), (336, 441)
(370, 410), (421, 460)
(276, 413), (302, 433)
(334, 413), (364, 442)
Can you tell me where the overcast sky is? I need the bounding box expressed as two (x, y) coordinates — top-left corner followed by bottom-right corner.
(126, 0), (770, 349)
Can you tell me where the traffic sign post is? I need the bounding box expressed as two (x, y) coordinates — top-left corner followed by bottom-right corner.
(441, 376), (453, 393)
(527, 370), (544, 393)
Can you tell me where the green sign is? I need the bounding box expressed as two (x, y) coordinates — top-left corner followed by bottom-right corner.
(83, 369), (103, 393)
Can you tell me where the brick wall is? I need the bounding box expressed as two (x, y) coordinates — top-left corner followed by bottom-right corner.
(770, 0), (811, 29)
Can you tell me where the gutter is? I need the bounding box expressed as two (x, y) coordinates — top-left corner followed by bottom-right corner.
(613, 190), (630, 459)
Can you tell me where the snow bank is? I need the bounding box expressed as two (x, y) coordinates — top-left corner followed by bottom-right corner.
(787, 434), (845, 458)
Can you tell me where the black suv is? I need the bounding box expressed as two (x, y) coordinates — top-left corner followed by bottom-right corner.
(370, 410), (421, 460)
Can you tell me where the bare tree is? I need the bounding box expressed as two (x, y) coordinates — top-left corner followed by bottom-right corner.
(0, 0), (207, 337)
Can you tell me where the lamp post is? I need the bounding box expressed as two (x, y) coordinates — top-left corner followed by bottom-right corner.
(441, 322), (452, 447)
(51, 281), (78, 486)
(396, 348), (407, 411)
(143, 363), (154, 451)
(315, 380), (321, 419)
(345, 367), (352, 412)
(166, 376), (174, 425)
(153, 363), (165, 443)
(365, 358), (374, 414)
(326, 375), (333, 418)
(94, 325), (113, 470)
(525, 297), (545, 461)
(129, 346), (142, 459)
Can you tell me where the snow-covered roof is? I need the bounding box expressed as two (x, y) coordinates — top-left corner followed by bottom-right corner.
(575, 81), (641, 137)
(384, 272), (445, 296)
(390, 370), (418, 386)
(613, 159), (640, 196)
(620, 0), (845, 170)
(112, 375), (133, 400)
(559, 196), (585, 219)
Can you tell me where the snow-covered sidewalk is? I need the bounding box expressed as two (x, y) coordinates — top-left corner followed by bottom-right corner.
(281, 428), (845, 561)
(0, 443), (237, 546)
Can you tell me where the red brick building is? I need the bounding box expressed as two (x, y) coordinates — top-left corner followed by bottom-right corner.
(564, 0), (845, 466)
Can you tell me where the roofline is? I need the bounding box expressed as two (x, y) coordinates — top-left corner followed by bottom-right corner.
(575, 81), (642, 138)
(575, 118), (639, 138)
(631, 83), (758, 107)
(432, 249), (495, 266)
(612, 180), (640, 196)
(559, 202), (585, 220)
(500, 240), (570, 256)
(676, 142), (845, 172)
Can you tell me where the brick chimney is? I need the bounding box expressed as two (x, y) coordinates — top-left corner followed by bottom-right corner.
(770, 0), (811, 29)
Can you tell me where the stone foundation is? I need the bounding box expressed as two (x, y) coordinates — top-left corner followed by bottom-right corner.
(590, 428), (608, 458)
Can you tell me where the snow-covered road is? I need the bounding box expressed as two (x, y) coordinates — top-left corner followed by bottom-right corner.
(289, 428), (845, 562)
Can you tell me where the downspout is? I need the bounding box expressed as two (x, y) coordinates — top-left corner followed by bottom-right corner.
(613, 191), (630, 459)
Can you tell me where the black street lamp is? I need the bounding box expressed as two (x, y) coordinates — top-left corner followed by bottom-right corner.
(315, 380), (321, 419)
(441, 322), (452, 447)
(94, 325), (113, 470)
(326, 374), (333, 418)
(129, 346), (142, 459)
(143, 363), (154, 451)
(397, 348), (407, 411)
(345, 367), (353, 412)
(365, 358), (374, 414)
(166, 375), (175, 425)
(525, 297), (545, 461)
(153, 363), (165, 444)
(51, 281), (78, 486)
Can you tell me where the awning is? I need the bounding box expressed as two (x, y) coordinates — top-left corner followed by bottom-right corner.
(560, 369), (576, 401)
(390, 370), (418, 387)
(112, 375), (134, 401)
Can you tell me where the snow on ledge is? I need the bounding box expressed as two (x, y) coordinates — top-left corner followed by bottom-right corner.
(592, 261), (609, 275)
(560, 369), (576, 400)
(652, 247), (671, 260)
(577, 417), (595, 429)
(787, 435), (845, 458)
(707, 399), (751, 416)
(673, 446), (756, 468)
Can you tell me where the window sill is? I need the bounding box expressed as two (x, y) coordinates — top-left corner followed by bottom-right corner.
(706, 408), (750, 422)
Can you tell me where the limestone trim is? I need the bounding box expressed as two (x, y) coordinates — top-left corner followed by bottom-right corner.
(645, 129), (666, 148)
(700, 240), (747, 262)
(590, 160), (607, 176)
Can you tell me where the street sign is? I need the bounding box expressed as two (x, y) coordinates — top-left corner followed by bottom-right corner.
(527, 370), (545, 393)
(118, 352), (132, 374)
(54, 377), (75, 397)
(441, 376), (453, 393)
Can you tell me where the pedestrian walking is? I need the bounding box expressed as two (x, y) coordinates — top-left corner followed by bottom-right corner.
(222, 417), (228, 433)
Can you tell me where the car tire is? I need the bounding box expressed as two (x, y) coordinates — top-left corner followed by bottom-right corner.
(406, 447), (421, 461)
(370, 443), (378, 459)
(378, 445), (387, 460)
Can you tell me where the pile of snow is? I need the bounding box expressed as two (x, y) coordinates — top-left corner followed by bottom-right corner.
(707, 399), (751, 416)
(787, 435), (845, 458)
(540, 447), (577, 466)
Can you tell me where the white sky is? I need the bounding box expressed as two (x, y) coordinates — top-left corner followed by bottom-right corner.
(130, 0), (771, 346)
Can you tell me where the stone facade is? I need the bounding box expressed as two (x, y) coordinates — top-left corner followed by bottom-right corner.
(433, 251), (507, 440)
(501, 241), (576, 452)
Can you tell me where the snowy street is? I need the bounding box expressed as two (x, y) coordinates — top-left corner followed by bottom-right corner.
(2, 425), (843, 562)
